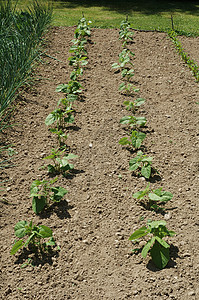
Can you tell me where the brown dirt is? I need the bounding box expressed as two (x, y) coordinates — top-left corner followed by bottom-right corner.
(0, 27), (198, 300)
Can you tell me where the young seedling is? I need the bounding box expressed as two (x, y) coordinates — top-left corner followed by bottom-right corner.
(30, 178), (68, 214)
(70, 68), (84, 80)
(129, 150), (155, 179)
(56, 80), (83, 95)
(49, 128), (68, 147)
(68, 54), (88, 69)
(119, 130), (146, 149)
(119, 82), (139, 95)
(133, 184), (173, 211)
(10, 220), (56, 255)
(119, 18), (134, 46)
(121, 68), (134, 81)
(69, 39), (87, 55)
(112, 49), (134, 70)
(43, 149), (78, 176)
(74, 17), (91, 39)
(123, 98), (145, 112)
(120, 115), (146, 128)
(129, 220), (176, 269)
(45, 107), (74, 128)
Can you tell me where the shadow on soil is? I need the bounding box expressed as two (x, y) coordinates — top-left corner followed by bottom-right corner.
(53, 0), (199, 16)
(14, 246), (60, 267)
(146, 244), (180, 271)
(39, 199), (73, 219)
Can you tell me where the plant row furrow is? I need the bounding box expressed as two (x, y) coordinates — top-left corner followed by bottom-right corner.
(112, 18), (176, 270)
(10, 17), (92, 261)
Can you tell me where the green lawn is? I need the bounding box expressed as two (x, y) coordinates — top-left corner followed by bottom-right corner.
(14, 0), (199, 35)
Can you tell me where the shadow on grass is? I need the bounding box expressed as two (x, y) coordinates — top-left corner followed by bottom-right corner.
(53, 0), (199, 16)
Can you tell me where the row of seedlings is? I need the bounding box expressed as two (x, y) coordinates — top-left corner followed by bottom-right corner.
(10, 18), (92, 263)
(112, 18), (175, 270)
(168, 30), (199, 82)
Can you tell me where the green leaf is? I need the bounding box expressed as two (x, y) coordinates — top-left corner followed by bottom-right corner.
(32, 196), (46, 214)
(134, 98), (145, 106)
(64, 114), (74, 124)
(141, 237), (155, 258)
(14, 221), (28, 238)
(24, 233), (35, 247)
(67, 94), (78, 102)
(120, 116), (132, 124)
(10, 240), (24, 255)
(168, 230), (176, 237)
(149, 190), (173, 202)
(134, 117), (146, 127)
(119, 137), (130, 145)
(141, 165), (151, 179)
(47, 164), (56, 174)
(150, 240), (170, 269)
(51, 186), (68, 202)
(66, 153), (78, 160)
(155, 236), (170, 248)
(133, 184), (150, 200)
(45, 113), (56, 126)
(46, 237), (56, 247)
(129, 226), (149, 241)
(132, 190), (145, 199)
(149, 220), (167, 229)
(56, 84), (68, 93)
(129, 162), (139, 171)
(38, 226), (52, 238)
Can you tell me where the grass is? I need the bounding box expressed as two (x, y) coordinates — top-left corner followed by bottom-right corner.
(14, 0), (199, 36)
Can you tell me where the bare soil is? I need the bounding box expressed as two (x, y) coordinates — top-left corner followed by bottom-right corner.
(0, 27), (198, 300)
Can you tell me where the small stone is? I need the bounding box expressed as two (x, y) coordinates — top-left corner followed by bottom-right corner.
(188, 291), (195, 296)
(40, 153), (46, 158)
(139, 241), (146, 247)
(133, 290), (138, 295)
(89, 143), (93, 148)
(164, 213), (171, 220)
(182, 252), (191, 257)
(82, 239), (89, 244)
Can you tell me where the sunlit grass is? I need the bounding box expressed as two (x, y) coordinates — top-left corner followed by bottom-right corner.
(14, 0), (199, 36)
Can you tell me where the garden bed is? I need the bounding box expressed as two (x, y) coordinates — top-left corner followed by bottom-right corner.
(0, 27), (198, 299)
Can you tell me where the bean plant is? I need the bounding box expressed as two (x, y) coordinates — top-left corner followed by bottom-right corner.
(120, 115), (146, 127)
(119, 130), (146, 149)
(123, 98), (145, 112)
(11, 220), (56, 255)
(129, 150), (155, 179)
(133, 184), (173, 211)
(119, 18), (134, 46)
(129, 220), (175, 269)
(112, 49), (134, 70)
(43, 148), (78, 176)
(30, 178), (68, 214)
